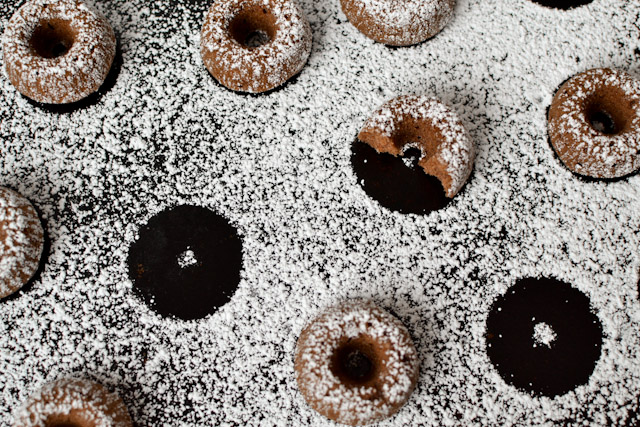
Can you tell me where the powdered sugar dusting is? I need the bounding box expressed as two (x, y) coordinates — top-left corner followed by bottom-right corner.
(0, 0), (639, 425)
(341, 0), (454, 46)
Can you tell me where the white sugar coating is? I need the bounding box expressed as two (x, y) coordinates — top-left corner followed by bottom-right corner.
(548, 68), (640, 178)
(177, 248), (197, 268)
(0, 186), (44, 298)
(341, 0), (454, 46)
(295, 300), (419, 425)
(2, 0), (116, 104)
(13, 377), (131, 426)
(200, 0), (312, 92)
(359, 95), (476, 197)
(0, 0), (639, 426)
(533, 322), (557, 348)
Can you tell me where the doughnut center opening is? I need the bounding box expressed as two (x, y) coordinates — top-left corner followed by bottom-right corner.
(30, 20), (75, 59)
(229, 6), (277, 49)
(585, 91), (629, 135)
(331, 338), (377, 385)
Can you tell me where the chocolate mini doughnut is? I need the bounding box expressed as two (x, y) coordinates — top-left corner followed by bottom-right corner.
(358, 95), (475, 198)
(13, 378), (133, 427)
(295, 300), (419, 426)
(200, 0), (312, 93)
(2, 0), (116, 104)
(340, 0), (455, 46)
(0, 187), (44, 299)
(548, 68), (640, 179)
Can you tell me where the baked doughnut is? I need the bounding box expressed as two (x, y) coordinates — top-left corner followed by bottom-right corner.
(2, 0), (116, 104)
(548, 68), (640, 179)
(358, 95), (475, 198)
(295, 300), (419, 426)
(0, 187), (44, 299)
(200, 0), (312, 93)
(13, 378), (133, 427)
(340, 0), (455, 46)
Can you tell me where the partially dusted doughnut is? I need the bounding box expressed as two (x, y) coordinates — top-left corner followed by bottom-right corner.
(2, 0), (116, 104)
(548, 68), (640, 179)
(358, 95), (475, 198)
(295, 300), (419, 426)
(0, 187), (44, 299)
(340, 0), (455, 46)
(13, 378), (133, 427)
(200, 0), (312, 93)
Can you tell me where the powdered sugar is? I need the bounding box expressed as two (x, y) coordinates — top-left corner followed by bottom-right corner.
(0, 0), (639, 425)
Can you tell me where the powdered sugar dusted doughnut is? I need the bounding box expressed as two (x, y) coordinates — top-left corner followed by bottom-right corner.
(200, 0), (312, 93)
(548, 68), (640, 179)
(13, 378), (133, 427)
(2, 0), (116, 104)
(295, 300), (419, 426)
(0, 187), (44, 299)
(358, 95), (475, 198)
(340, 0), (455, 46)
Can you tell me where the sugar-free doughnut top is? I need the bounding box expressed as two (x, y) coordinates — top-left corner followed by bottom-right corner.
(358, 95), (475, 198)
(340, 0), (455, 46)
(2, 0), (116, 104)
(295, 300), (419, 425)
(12, 377), (133, 427)
(0, 187), (44, 299)
(548, 68), (640, 179)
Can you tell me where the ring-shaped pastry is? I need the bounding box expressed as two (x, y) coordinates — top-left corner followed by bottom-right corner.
(548, 68), (640, 179)
(200, 0), (312, 93)
(2, 0), (116, 104)
(295, 300), (419, 426)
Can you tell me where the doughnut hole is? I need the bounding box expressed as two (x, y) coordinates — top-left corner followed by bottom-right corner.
(584, 88), (631, 136)
(330, 336), (380, 387)
(229, 6), (277, 49)
(30, 19), (75, 58)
